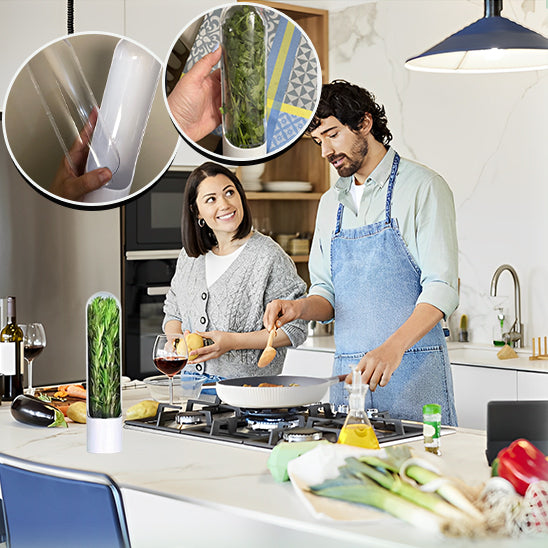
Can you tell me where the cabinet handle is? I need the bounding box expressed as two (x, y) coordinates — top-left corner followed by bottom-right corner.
(147, 286), (170, 296)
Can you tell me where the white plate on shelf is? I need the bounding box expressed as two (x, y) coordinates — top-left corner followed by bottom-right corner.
(262, 181), (313, 192)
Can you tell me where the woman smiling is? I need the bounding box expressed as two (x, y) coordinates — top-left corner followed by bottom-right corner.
(163, 162), (307, 378)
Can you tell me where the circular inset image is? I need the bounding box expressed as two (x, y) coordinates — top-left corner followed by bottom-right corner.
(164, 2), (322, 165)
(3, 32), (179, 209)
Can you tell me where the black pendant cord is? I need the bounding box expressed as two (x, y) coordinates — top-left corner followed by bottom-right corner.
(484, 0), (503, 18)
(67, 0), (74, 34)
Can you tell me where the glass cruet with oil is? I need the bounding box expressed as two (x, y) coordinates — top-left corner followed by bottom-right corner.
(337, 366), (380, 449)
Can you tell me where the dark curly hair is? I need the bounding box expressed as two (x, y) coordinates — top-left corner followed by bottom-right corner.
(308, 80), (392, 146)
(181, 162), (252, 258)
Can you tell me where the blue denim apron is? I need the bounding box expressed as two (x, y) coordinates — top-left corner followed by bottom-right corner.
(330, 153), (457, 426)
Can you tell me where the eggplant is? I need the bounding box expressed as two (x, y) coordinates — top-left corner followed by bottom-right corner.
(11, 394), (67, 428)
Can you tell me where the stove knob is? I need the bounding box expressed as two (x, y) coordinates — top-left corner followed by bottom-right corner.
(366, 408), (379, 418)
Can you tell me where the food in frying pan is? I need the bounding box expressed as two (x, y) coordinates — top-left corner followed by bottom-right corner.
(242, 382), (300, 387)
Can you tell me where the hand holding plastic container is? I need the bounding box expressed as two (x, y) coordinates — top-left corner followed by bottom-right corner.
(27, 39), (120, 179)
(84, 39), (161, 203)
(220, 4), (267, 158)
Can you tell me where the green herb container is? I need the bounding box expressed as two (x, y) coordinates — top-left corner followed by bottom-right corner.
(86, 292), (122, 453)
(221, 4), (267, 158)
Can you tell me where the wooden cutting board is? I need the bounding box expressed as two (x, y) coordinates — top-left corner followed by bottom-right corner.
(35, 386), (86, 414)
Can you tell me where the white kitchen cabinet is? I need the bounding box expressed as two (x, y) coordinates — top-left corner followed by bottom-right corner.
(450, 364), (517, 430)
(0, 0), (124, 105)
(282, 348), (334, 401)
(124, 0), (234, 60)
(282, 348), (334, 378)
(172, 137), (210, 168)
(517, 370), (548, 400)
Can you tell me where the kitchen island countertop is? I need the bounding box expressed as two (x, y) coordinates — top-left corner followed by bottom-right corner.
(0, 388), (545, 548)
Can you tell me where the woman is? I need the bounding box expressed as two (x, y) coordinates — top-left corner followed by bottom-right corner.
(163, 162), (307, 378)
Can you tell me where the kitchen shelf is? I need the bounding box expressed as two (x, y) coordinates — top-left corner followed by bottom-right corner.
(288, 255), (309, 263)
(246, 192), (323, 200)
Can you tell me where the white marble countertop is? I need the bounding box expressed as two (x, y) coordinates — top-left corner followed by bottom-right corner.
(0, 388), (545, 547)
(298, 336), (548, 374)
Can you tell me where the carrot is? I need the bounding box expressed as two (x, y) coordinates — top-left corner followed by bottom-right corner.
(65, 385), (87, 399)
(58, 384), (84, 392)
(57, 404), (70, 417)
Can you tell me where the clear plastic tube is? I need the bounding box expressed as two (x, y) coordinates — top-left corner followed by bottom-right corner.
(220, 4), (267, 158)
(83, 39), (161, 203)
(26, 39), (120, 177)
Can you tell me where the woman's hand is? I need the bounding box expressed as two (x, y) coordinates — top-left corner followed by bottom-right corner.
(167, 46), (222, 142)
(187, 330), (234, 363)
(50, 108), (112, 201)
(349, 339), (406, 391)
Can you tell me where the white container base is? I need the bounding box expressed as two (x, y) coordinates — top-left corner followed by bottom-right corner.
(87, 416), (123, 453)
(222, 135), (267, 160)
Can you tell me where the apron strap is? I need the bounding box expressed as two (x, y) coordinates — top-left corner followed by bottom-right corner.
(334, 202), (344, 235)
(385, 152), (400, 223)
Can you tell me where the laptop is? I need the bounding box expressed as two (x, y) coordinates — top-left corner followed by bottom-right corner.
(486, 400), (548, 464)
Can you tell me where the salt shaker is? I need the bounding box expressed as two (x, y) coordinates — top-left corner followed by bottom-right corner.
(423, 403), (441, 455)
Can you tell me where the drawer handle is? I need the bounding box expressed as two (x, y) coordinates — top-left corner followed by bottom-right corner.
(146, 286), (170, 296)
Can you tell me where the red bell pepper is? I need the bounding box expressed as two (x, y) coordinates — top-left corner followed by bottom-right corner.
(496, 438), (548, 496)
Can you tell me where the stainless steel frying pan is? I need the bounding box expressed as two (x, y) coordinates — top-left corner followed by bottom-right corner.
(215, 374), (346, 409)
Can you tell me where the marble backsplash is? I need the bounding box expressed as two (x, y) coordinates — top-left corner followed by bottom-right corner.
(326, 0), (548, 347)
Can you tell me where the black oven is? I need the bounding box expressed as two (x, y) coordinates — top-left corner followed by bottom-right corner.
(121, 169), (191, 380)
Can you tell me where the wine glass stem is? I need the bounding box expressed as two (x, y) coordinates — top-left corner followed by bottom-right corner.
(27, 359), (34, 395)
(169, 376), (174, 405)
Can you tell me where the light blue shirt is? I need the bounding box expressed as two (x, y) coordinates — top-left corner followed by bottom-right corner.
(308, 147), (459, 319)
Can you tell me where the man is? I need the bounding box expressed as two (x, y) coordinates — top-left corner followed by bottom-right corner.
(264, 80), (459, 425)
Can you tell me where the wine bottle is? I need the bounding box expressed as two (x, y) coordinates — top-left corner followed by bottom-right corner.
(0, 296), (24, 401)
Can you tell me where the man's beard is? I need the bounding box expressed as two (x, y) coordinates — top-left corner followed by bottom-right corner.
(330, 137), (368, 178)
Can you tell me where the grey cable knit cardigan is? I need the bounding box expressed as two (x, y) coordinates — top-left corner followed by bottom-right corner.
(163, 231), (308, 378)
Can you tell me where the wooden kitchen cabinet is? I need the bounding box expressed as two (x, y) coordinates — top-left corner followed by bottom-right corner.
(450, 364), (517, 430)
(241, 1), (330, 285)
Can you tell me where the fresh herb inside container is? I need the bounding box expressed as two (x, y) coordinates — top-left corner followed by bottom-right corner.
(87, 295), (121, 419)
(221, 5), (266, 149)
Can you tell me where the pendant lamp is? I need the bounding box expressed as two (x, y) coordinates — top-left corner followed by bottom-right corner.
(405, 0), (548, 73)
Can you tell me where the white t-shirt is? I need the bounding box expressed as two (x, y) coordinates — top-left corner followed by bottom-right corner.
(205, 244), (247, 287)
(349, 180), (365, 212)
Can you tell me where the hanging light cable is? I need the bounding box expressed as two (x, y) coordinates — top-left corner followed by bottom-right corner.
(405, 0), (548, 73)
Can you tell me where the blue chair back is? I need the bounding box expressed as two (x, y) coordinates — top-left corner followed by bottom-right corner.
(0, 452), (131, 548)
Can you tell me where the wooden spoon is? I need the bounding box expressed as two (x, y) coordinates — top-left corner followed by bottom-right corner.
(258, 328), (277, 368)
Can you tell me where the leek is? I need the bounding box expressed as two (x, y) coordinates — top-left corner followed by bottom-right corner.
(345, 457), (471, 523)
(311, 474), (443, 534)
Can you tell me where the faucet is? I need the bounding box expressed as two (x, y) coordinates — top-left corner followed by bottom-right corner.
(490, 264), (523, 348)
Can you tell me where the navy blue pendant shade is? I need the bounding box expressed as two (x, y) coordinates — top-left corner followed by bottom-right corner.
(405, 0), (548, 73)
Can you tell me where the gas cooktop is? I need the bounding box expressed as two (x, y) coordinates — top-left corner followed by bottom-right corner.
(124, 397), (437, 451)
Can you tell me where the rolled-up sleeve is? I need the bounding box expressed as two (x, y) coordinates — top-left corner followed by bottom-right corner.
(414, 173), (459, 318)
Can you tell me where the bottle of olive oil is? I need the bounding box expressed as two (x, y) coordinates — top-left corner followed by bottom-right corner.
(337, 367), (380, 449)
(0, 296), (24, 401)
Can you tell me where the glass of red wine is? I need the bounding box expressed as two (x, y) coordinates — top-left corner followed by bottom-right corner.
(21, 323), (46, 395)
(152, 334), (188, 406)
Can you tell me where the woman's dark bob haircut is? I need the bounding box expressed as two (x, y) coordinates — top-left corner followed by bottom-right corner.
(308, 80), (393, 147)
(181, 162), (253, 257)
